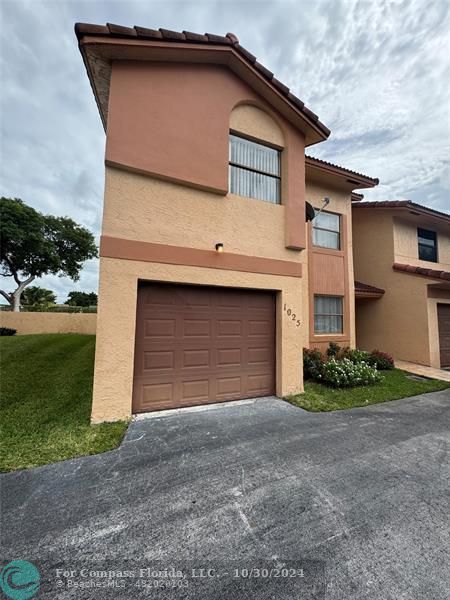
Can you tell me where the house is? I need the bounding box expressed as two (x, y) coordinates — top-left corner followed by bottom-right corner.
(353, 201), (450, 369)
(75, 23), (378, 421)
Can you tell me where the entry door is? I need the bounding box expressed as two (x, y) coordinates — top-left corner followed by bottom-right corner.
(133, 283), (276, 412)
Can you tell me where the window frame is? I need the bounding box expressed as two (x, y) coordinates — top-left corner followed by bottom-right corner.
(417, 227), (438, 263)
(312, 209), (341, 250)
(313, 295), (344, 335)
(229, 131), (282, 204)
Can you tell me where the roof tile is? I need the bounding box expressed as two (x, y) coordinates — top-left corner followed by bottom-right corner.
(183, 30), (208, 42)
(107, 23), (137, 37)
(134, 26), (163, 39)
(235, 43), (257, 64)
(393, 263), (450, 281)
(355, 281), (385, 295)
(271, 77), (290, 95)
(205, 33), (231, 44)
(159, 28), (186, 40)
(354, 200), (449, 220)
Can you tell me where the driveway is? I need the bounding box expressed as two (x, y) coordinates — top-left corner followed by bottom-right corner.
(2, 390), (449, 599)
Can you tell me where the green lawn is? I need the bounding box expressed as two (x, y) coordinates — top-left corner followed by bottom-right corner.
(286, 369), (450, 412)
(0, 334), (128, 472)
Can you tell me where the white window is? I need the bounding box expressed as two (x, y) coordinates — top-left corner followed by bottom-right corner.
(314, 296), (343, 334)
(229, 134), (281, 204)
(312, 211), (340, 250)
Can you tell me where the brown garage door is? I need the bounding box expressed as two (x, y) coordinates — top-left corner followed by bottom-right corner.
(133, 283), (276, 413)
(438, 304), (450, 368)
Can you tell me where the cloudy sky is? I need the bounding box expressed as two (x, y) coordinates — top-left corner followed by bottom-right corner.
(1, 0), (449, 302)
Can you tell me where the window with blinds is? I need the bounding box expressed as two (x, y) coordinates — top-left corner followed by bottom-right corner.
(229, 134), (281, 204)
(312, 211), (341, 250)
(314, 295), (343, 334)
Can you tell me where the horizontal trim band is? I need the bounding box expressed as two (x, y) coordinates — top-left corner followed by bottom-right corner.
(100, 236), (302, 278)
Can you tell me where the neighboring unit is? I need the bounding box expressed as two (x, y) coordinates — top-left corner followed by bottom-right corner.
(76, 23), (378, 421)
(353, 201), (450, 369)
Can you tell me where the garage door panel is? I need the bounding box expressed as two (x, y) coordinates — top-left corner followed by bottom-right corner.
(133, 284), (275, 412)
(438, 304), (450, 368)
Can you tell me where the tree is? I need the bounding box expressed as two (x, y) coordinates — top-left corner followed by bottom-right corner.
(0, 198), (98, 311)
(65, 291), (98, 307)
(22, 286), (56, 308)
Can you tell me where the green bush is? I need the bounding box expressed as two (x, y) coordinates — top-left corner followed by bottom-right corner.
(368, 350), (395, 370)
(303, 348), (325, 380)
(321, 358), (382, 388)
(0, 327), (17, 336)
(326, 341), (341, 359)
(342, 348), (371, 364)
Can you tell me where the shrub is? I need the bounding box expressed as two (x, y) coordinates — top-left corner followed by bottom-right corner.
(326, 341), (341, 359)
(303, 348), (325, 380)
(368, 350), (394, 370)
(342, 348), (371, 364)
(0, 327), (17, 336)
(321, 358), (382, 388)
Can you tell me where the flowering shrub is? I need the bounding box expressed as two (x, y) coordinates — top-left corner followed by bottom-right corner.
(303, 348), (325, 380)
(368, 350), (394, 370)
(321, 358), (382, 388)
(342, 348), (371, 364)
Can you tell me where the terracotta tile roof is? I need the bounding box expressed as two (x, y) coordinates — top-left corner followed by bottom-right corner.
(75, 23), (330, 139)
(305, 155), (379, 186)
(354, 281), (385, 295)
(352, 200), (450, 221)
(393, 263), (450, 281)
(351, 192), (365, 202)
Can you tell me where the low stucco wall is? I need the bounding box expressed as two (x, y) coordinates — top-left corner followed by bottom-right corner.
(0, 312), (97, 335)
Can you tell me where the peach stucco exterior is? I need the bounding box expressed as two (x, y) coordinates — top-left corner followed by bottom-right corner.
(353, 208), (450, 368)
(92, 98), (308, 421)
(76, 30), (375, 422)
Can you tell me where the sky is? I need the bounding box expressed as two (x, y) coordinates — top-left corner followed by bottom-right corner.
(1, 0), (449, 302)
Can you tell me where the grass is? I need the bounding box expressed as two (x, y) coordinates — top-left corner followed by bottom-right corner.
(0, 334), (129, 472)
(286, 369), (450, 412)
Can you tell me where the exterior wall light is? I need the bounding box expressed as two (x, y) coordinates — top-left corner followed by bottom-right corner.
(215, 243), (224, 252)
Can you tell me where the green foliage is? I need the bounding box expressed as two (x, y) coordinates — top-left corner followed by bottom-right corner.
(0, 334), (128, 472)
(65, 291), (98, 307)
(368, 350), (395, 370)
(286, 370), (450, 412)
(326, 341), (341, 358)
(0, 197), (98, 309)
(321, 358), (382, 388)
(21, 286), (56, 308)
(0, 327), (16, 336)
(341, 348), (371, 364)
(303, 348), (325, 380)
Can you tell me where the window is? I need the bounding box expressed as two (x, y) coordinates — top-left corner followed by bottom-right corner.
(229, 133), (281, 204)
(418, 228), (437, 262)
(314, 296), (343, 334)
(312, 211), (340, 250)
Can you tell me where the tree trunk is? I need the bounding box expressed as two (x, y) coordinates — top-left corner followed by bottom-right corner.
(6, 276), (36, 312)
(12, 291), (22, 312)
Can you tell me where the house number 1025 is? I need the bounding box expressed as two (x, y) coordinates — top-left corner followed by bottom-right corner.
(284, 304), (301, 327)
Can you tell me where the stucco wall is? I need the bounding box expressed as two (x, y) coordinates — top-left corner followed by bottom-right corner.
(353, 208), (449, 366)
(304, 181), (355, 352)
(106, 61), (306, 250)
(0, 312), (97, 335)
(393, 216), (450, 269)
(92, 257), (303, 422)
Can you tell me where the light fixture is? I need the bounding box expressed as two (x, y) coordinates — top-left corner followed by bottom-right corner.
(215, 243), (224, 253)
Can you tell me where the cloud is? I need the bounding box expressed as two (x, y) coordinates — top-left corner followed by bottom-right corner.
(1, 0), (449, 301)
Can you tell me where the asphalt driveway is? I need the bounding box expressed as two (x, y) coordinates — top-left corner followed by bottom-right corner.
(2, 390), (449, 599)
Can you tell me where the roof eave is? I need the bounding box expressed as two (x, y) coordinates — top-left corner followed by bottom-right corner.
(77, 33), (330, 145)
(305, 156), (379, 190)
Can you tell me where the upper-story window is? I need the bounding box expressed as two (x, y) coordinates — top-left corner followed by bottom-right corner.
(418, 228), (437, 262)
(229, 133), (281, 204)
(312, 211), (341, 250)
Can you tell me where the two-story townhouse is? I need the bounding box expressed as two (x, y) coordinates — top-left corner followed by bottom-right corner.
(76, 23), (377, 421)
(353, 201), (450, 369)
